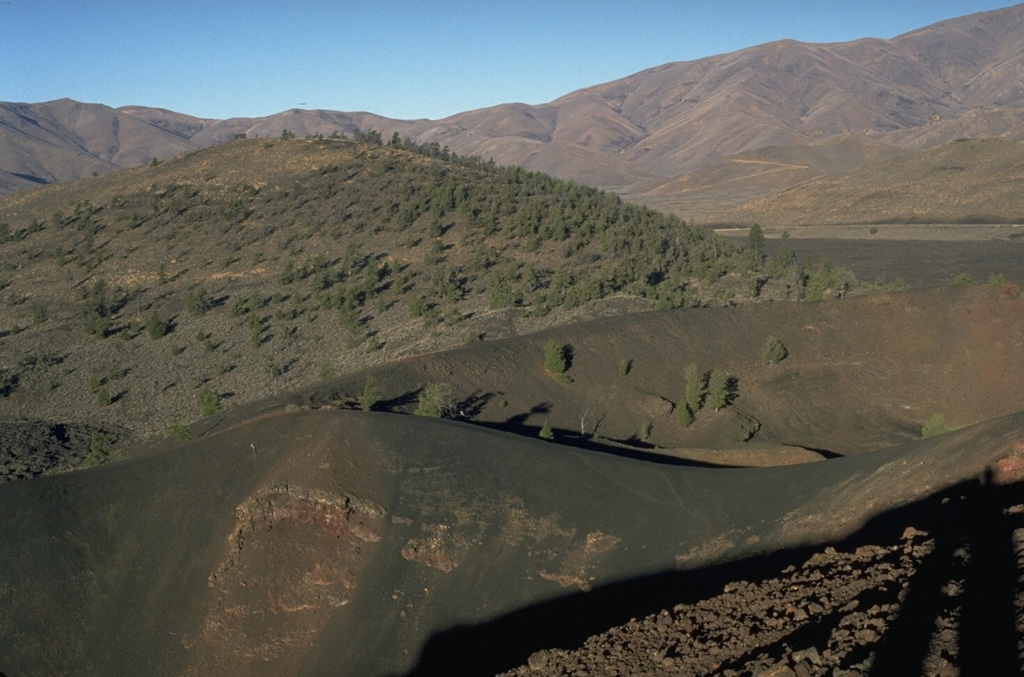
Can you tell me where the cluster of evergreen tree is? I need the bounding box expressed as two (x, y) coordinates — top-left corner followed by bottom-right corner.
(8, 134), (849, 360)
(675, 362), (734, 427)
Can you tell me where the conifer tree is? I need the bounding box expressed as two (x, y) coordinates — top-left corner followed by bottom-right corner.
(706, 369), (729, 411)
(684, 362), (705, 414)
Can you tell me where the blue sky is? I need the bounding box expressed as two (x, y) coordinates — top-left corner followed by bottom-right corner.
(1, 1), (1016, 121)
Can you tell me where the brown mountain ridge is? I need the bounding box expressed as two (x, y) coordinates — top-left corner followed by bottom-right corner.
(3, 4), (1024, 216)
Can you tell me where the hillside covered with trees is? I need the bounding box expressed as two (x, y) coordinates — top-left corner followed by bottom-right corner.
(0, 135), (850, 458)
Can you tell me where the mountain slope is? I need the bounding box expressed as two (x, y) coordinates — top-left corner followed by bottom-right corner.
(2, 4), (1024, 199)
(623, 133), (910, 219)
(0, 99), (200, 184)
(708, 137), (1024, 227)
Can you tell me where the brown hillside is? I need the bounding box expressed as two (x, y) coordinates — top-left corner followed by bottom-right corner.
(623, 133), (907, 222)
(707, 138), (1024, 227)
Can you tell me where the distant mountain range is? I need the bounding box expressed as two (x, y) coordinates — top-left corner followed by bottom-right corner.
(3, 4), (1024, 219)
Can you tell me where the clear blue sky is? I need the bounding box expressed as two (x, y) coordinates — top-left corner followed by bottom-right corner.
(2, 1), (1016, 121)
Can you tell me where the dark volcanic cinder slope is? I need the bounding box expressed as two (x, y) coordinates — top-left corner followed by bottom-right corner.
(299, 285), (1024, 459)
(2, 406), (1024, 676)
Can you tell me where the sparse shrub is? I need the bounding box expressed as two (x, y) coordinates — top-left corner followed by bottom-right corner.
(147, 309), (168, 339)
(639, 420), (653, 441)
(81, 278), (112, 338)
(953, 273), (973, 286)
(186, 287), (213, 316)
(880, 277), (906, 292)
(83, 315), (111, 337)
(197, 389), (221, 417)
(987, 273), (1006, 289)
(443, 307), (464, 326)
(922, 413), (954, 438)
(320, 361), (334, 380)
(539, 422), (554, 440)
(409, 295), (428, 318)
(169, 423), (192, 443)
(96, 387), (111, 407)
(358, 375), (381, 412)
(803, 256), (852, 301)
(618, 357), (632, 376)
(105, 364), (126, 382)
(82, 434), (111, 468)
(249, 315), (263, 347)
(762, 336), (788, 365)
(414, 382), (455, 418)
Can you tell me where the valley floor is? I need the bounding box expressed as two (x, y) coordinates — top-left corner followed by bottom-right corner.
(718, 223), (1024, 241)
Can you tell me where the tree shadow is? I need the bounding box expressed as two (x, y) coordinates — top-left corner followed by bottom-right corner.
(869, 474), (1021, 676)
(0, 372), (19, 398)
(726, 376), (740, 407)
(504, 402), (553, 428)
(455, 391), (495, 419)
(472, 410), (731, 468)
(378, 388), (424, 413)
(789, 444), (844, 460)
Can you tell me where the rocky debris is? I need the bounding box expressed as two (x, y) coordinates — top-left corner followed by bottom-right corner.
(501, 494), (1024, 676)
(0, 419), (123, 482)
